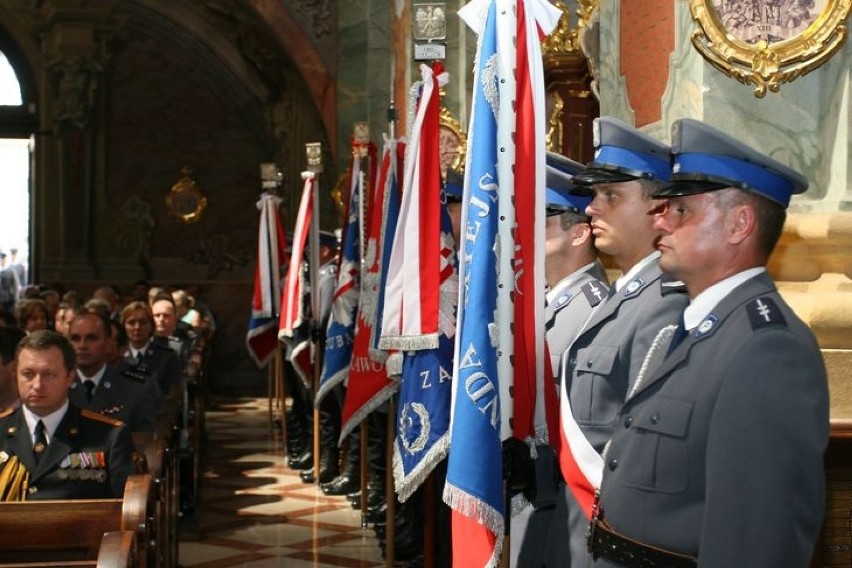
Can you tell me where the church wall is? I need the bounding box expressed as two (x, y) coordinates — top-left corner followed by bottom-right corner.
(596, 0), (852, 419)
(0, 1), (336, 391)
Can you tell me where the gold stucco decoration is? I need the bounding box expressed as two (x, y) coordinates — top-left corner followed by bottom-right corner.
(689, 0), (851, 97)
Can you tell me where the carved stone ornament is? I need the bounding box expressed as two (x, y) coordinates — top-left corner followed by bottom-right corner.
(413, 4), (447, 41)
(166, 166), (208, 224)
(690, 0), (851, 97)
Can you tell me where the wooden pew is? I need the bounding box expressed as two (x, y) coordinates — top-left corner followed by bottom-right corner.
(0, 473), (152, 567)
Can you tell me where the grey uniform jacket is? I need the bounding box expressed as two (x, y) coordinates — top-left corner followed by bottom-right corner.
(0, 404), (134, 499)
(561, 256), (688, 452)
(69, 366), (157, 433)
(549, 257), (687, 567)
(593, 272), (828, 566)
(545, 262), (609, 378)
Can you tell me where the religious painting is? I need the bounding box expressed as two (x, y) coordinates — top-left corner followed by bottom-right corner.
(690, 0), (850, 96)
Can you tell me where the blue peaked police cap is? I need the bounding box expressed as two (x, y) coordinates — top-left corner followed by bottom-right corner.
(652, 118), (808, 208)
(443, 168), (464, 202)
(545, 152), (591, 215)
(572, 116), (672, 193)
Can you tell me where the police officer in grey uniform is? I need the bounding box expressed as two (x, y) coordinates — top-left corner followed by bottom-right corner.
(543, 153), (609, 378)
(0, 330), (134, 500)
(509, 154), (609, 568)
(546, 117), (688, 566)
(588, 119), (828, 567)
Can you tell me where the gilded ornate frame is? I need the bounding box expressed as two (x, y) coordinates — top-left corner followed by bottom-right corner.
(438, 105), (466, 176)
(690, 0), (851, 97)
(166, 166), (207, 224)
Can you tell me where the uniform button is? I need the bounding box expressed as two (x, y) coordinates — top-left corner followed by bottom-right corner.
(608, 459), (618, 471)
(27, 486), (37, 495)
(623, 416), (633, 428)
(650, 413), (660, 425)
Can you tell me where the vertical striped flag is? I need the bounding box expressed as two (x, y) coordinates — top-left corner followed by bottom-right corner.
(339, 139), (400, 441)
(393, 182), (459, 503)
(379, 63), (447, 353)
(443, 1), (560, 566)
(279, 173), (316, 385)
(245, 192), (288, 367)
(315, 143), (369, 404)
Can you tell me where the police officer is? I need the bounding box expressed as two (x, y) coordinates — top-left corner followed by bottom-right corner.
(588, 118), (828, 567)
(508, 154), (610, 568)
(543, 153), (609, 377)
(547, 117), (688, 566)
(0, 330), (134, 499)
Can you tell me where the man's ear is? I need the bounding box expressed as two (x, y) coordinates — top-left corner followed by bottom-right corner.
(571, 222), (593, 247)
(728, 204), (756, 245)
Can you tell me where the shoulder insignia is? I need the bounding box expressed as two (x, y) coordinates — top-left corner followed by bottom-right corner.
(660, 274), (688, 296)
(747, 297), (786, 330)
(81, 408), (125, 428)
(581, 281), (607, 307)
(693, 315), (719, 339)
(0, 407), (15, 420)
(554, 291), (573, 309)
(623, 277), (645, 298)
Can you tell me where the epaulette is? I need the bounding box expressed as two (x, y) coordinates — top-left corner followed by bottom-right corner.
(581, 281), (607, 307)
(747, 297), (787, 330)
(81, 408), (125, 428)
(660, 274), (688, 296)
(0, 407), (16, 420)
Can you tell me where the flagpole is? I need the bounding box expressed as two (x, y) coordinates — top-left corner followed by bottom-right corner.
(352, 122), (372, 527)
(305, 142), (323, 481)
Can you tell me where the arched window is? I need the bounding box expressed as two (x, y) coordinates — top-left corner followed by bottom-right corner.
(0, 46), (31, 294)
(0, 51), (22, 105)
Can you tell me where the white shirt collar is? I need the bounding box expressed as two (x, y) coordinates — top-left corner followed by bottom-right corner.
(76, 364), (107, 387)
(683, 267), (766, 330)
(129, 339), (151, 359)
(22, 400), (69, 445)
(615, 251), (660, 292)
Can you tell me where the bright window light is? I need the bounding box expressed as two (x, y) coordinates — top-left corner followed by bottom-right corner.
(0, 51), (22, 106)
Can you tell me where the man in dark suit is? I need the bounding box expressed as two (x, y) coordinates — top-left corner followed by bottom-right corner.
(0, 330), (134, 499)
(588, 119), (829, 566)
(548, 117), (689, 566)
(67, 312), (157, 432)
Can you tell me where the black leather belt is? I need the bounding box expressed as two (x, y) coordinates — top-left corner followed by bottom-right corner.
(588, 517), (697, 568)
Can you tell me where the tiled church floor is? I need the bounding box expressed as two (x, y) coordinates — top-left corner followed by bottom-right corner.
(179, 397), (384, 567)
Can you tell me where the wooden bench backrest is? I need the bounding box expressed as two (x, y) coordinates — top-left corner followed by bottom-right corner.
(0, 474), (151, 564)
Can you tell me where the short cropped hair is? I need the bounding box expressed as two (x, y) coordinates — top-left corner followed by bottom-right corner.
(16, 330), (76, 372)
(72, 311), (112, 339)
(121, 301), (154, 326)
(715, 188), (787, 260)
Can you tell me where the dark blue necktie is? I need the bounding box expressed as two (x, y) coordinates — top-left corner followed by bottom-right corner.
(33, 420), (47, 463)
(667, 320), (689, 356)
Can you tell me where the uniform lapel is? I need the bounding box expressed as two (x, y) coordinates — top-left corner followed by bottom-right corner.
(579, 259), (663, 340)
(89, 367), (118, 412)
(4, 412), (37, 475)
(628, 273), (777, 400)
